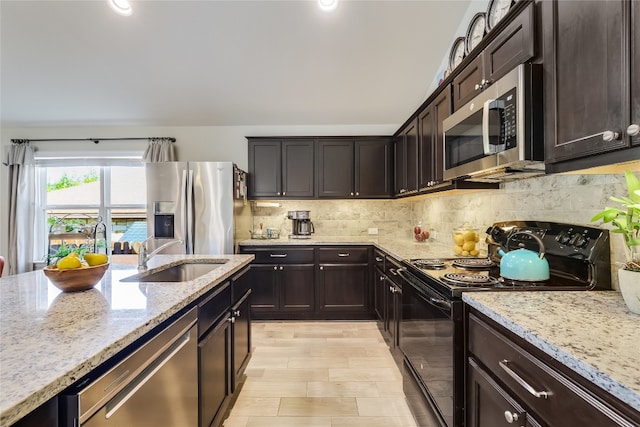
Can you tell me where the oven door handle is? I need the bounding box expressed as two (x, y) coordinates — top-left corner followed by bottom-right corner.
(397, 268), (452, 310)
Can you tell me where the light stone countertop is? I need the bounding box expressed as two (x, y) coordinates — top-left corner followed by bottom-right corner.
(0, 254), (253, 427)
(238, 235), (460, 261)
(463, 291), (640, 413)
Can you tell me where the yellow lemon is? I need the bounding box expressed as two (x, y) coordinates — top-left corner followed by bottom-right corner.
(462, 241), (476, 252)
(57, 256), (82, 270)
(68, 252), (79, 258)
(84, 253), (108, 266)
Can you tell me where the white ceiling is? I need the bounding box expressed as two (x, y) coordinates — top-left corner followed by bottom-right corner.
(1, 0), (472, 128)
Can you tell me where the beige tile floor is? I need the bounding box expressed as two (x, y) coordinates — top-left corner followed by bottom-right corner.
(223, 321), (418, 427)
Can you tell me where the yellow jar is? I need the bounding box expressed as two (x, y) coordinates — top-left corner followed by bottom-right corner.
(452, 224), (480, 257)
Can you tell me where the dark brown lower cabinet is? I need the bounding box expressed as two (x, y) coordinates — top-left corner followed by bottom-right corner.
(317, 263), (368, 313)
(374, 266), (386, 323)
(199, 314), (231, 427)
(467, 357), (541, 427)
(231, 290), (251, 392)
(467, 309), (640, 427)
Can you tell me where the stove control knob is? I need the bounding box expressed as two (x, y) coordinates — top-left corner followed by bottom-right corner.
(556, 231), (571, 245)
(569, 233), (587, 248)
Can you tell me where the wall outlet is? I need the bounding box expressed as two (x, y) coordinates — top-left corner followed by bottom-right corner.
(368, 227), (378, 235)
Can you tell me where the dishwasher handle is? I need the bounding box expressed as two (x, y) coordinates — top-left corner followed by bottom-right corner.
(105, 328), (193, 419)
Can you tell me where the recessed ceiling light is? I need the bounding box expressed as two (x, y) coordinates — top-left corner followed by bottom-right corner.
(318, 0), (338, 13)
(108, 0), (133, 16)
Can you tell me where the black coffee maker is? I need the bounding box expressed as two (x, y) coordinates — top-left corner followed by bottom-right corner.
(287, 210), (315, 239)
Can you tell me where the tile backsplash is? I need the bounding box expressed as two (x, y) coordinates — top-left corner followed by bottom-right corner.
(251, 171), (639, 290)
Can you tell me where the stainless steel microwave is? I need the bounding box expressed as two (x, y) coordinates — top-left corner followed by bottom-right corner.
(442, 64), (544, 182)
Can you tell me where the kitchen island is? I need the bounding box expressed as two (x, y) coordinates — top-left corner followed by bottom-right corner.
(463, 291), (640, 419)
(0, 254), (253, 427)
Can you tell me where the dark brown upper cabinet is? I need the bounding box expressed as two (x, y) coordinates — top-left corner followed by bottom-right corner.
(248, 138), (314, 199)
(544, 0), (640, 172)
(418, 87), (452, 189)
(452, 1), (535, 111)
(394, 119), (419, 196)
(316, 137), (391, 199)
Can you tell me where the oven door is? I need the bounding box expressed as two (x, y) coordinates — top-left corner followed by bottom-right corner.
(398, 269), (463, 427)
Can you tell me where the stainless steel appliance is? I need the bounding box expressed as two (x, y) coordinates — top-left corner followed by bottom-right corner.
(397, 221), (611, 427)
(145, 162), (249, 255)
(287, 210), (315, 239)
(61, 308), (198, 426)
(442, 64), (544, 183)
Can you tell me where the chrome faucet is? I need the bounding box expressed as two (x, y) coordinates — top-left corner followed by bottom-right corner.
(138, 237), (183, 270)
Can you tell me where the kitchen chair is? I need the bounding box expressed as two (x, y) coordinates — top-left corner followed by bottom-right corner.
(0, 255), (5, 277)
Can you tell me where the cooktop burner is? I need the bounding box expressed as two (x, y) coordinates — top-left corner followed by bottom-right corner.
(442, 273), (500, 287)
(451, 258), (495, 269)
(412, 259), (447, 270)
(498, 277), (548, 287)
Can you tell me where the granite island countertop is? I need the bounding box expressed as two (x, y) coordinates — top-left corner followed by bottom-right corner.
(0, 254), (253, 427)
(463, 291), (640, 413)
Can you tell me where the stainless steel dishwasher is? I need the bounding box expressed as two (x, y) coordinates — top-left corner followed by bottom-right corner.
(61, 307), (198, 427)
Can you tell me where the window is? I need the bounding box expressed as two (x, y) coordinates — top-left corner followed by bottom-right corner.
(34, 153), (147, 265)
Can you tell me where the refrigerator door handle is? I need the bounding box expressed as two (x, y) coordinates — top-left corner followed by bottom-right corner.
(186, 169), (195, 254)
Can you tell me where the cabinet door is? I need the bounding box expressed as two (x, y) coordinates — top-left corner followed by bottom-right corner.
(248, 140), (281, 198)
(386, 280), (400, 349)
(246, 265), (278, 314)
(199, 319), (231, 427)
(544, 0), (628, 163)
(467, 357), (539, 427)
(483, 1), (535, 84)
(394, 135), (406, 195)
(417, 88), (451, 189)
(231, 290), (251, 392)
(280, 264), (315, 312)
(374, 267), (386, 323)
(316, 139), (354, 198)
(318, 264), (369, 312)
(452, 55), (483, 112)
(355, 139), (391, 198)
(404, 120), (419, 193)
(282, 140), (314, 198)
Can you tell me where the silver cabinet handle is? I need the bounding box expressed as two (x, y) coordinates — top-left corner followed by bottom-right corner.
(320, 266), (324, 270)
(627, 124), (640, 137)
(350, 192), (354, 196)
(389, 268), (398, 276)
(355, 192), (359, 196)
(227, 317), (235, 323)
(499, 360), (549, 399)
(389, 286), (395, 293)
(270, 254), (288, 258)
(375, 257), (383, 262)
(233, 310), (240, 317)
(504, 411), (519, 424)
(277, 192), (281, 196)
(380, 275), (385, 281)
(279, 266), (284, 270)
(602, 130), (621, 142)
(338, 253), (350, 257)
(273, 266), (278, 270)
(475, 83), (482, 91)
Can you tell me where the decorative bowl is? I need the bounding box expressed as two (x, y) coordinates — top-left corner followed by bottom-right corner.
(43, 263), (109, 292)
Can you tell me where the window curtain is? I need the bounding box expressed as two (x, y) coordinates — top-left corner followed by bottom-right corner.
(2, 142), (35, 275)
(143, 138), (176, 162)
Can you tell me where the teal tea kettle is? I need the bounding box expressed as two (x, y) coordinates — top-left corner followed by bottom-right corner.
(498, 232), (550, 281)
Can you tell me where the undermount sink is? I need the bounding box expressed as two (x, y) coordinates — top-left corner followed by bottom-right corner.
(121, 260), (227, 283)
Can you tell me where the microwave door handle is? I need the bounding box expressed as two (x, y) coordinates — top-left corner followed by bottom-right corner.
(482, 99), (496, 155)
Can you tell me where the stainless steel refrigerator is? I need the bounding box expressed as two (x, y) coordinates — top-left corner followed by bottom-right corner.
(145, 162), (250, 255)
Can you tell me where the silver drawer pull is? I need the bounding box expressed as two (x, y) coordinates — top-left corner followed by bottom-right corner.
(375, 257), (383, 262)
(338, 253), (350, 257)
(499, 360), (549, 399)
(270, 254), (288, 258)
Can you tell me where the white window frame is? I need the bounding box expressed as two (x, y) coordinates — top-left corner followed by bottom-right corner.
(33, 151), (145, 263)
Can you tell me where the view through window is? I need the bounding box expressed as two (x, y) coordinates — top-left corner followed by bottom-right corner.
(35, 164), (147, 266)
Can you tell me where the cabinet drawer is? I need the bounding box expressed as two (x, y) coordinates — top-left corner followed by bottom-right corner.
(198, 282), (231, 338)
(468, 313), (636, 426)
(318, 247), (369, 263)
(244, 247), (315, 264)
(385, 257), (403, 287)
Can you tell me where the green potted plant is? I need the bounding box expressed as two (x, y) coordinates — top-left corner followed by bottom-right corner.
(591, 170), (640, 314)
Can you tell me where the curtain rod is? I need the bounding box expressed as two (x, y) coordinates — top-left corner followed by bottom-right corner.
(11, 137), (176, 144)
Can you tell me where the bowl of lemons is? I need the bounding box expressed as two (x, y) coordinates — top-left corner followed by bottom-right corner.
(43, 253), (109, 292)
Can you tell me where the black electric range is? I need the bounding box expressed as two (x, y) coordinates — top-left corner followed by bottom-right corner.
(398, 221), (612, 427)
